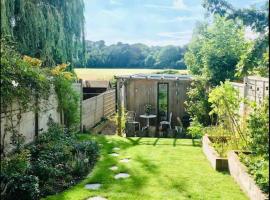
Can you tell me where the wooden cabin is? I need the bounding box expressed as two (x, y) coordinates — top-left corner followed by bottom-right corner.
(115, 74), (193, 128)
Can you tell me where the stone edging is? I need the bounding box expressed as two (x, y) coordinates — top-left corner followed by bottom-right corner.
(227, 151), (268, 200)
(202, 135), (228, 171)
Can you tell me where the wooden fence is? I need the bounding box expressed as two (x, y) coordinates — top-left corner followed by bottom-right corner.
(82, 89), (116, 130)
(231, 76), (269, 117)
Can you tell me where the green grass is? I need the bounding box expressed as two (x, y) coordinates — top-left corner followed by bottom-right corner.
(44, 135), (247, 200)
(74, 68), (189, 81)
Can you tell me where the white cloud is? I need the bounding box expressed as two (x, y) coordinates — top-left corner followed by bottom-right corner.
(157, 31), (193, 38)
(159, 16), (200, 23)
(110, 0), (122, 5)
(144, 0), (189, 10)
(172, 0), (187, 10)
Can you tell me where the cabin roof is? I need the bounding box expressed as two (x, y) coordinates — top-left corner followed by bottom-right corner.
(115, 73), (193, 81)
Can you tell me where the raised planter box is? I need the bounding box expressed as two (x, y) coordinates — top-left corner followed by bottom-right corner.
(202, 135), (228, 171)
(228, 151), (268, 200)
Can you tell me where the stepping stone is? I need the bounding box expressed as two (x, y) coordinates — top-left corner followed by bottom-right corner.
(87, 197), (108, 200)
(120, 158), (130, 163)
(85, 183), (102, 190)
(114, 173), (130, 179)
(113, 147), (120, 151)
(109, 153), (119, 157)
(109, 166), (118, 171)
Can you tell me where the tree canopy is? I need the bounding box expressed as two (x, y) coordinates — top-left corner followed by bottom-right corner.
(202, 0), (269, 77)
(184, 16), (247, 85)
(1, 0), (85, 68)
(82, 41), (187, 69)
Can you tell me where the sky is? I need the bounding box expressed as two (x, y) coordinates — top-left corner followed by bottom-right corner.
(84, 0), (267, 47)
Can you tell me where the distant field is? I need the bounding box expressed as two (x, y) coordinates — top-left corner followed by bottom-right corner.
(74, 68), (189, 81)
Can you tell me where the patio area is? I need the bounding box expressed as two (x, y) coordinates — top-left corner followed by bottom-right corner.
(115, 74), (193, 137)
(44, 134), (248, 200)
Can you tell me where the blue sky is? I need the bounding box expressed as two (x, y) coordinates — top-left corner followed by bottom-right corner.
(84, 0), (266, 46)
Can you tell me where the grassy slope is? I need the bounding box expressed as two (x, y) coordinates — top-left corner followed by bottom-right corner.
(44, 135), (247, 200)
(74, 68), (189, 81)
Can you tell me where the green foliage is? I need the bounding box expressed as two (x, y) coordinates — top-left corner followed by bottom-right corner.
(240, 155), (269, 194)
(54, 75), (80, 128)
(184, 16), (248, 85)
(202, 0), (269, 33)
(187, 118), (203, 142)
(1, 150), (40, 200)
(247, 98), (269, 159)
(0, 38), (51, 154)
(202, 0), (269, 77)
(1, 0), (85, 67)
(208, 81), (247, 148)
(236, 36), (269, 77)
(84, 41), (187, 69)
(1, 122), (100, 199)
(185, 78), (213, 126)
(204, 126), (233, 157)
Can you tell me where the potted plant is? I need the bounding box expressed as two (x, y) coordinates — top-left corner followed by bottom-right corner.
(145, 104), (152, 115)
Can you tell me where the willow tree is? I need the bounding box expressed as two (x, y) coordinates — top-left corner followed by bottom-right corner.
(1, 0), (86, 68)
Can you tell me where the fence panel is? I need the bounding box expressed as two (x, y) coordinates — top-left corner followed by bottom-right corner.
(82, 89), (116, 130)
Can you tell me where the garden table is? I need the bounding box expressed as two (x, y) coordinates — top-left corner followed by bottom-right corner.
(139, 114), (156, 131)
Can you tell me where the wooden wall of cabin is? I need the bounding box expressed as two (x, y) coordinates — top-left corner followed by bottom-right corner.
(124, 79), (191, 127)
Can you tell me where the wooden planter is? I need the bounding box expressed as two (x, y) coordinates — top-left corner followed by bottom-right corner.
(228, 151), (268, 200)
(202, 135), (228, 171)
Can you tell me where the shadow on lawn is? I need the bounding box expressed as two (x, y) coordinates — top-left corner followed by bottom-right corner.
(85, 135), (152, 189)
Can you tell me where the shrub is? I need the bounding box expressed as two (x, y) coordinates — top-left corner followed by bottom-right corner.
(247, 98), (269, 159)
(240, 155), (269, 193)
(185, 78), (214, 126)
(1, 150), (40, 200)
(1, 122), (100, 198)
(187, 118), (203, 145)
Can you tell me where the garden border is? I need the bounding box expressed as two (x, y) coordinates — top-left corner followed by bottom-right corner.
(227, 151), (268, 200)
(202, 135), (228, 171)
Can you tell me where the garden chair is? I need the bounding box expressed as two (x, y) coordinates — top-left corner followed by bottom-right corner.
(160, 112), (172, 130)
(126, 111), (140, 132)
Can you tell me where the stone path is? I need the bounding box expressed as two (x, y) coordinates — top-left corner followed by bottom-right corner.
(120, 158), (130, 163)
(114, 173), (130, 179)
(113, 147), (120, 151)
(85, 183), (102, 190)
(87, 196), (108, 200)
(109, 153), (119, 157)
(109, 166), (118, 171)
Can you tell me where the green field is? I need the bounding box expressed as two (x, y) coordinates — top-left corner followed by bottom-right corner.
(74, 68), (189, 81)
(44, 135), (247, 200)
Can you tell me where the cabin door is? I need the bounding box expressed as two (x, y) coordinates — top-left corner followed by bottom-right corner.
(157, 83), (169, 123)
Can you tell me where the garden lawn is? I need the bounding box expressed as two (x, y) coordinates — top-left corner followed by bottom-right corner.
(44, 134), (248, 200)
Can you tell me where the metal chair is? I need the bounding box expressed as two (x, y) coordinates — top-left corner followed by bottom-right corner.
(126, 111), (140, 131)
(160, 112), (172, 130)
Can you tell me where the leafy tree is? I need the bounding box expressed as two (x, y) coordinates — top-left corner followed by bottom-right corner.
(208, 81), (247, 148)
(202, 0), (269, 77)
(1, 0), (85, 67)
(184, 16), (247, 85)
(185, 78), (213, 126)
(84, 41), (187, 69)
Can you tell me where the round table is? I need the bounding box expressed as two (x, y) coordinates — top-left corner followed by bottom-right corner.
(139, 114), (157, 130)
